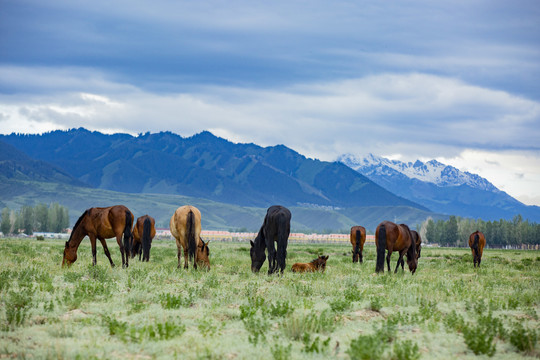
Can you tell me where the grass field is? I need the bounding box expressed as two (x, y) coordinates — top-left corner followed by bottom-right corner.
(0, 238), (538, 359)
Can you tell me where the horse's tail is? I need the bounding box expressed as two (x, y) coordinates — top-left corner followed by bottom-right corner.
(187, 210), (196, 262)
(354, 229), (362, 262)
(123, 210), (133, 255)
(473, 233), (480, 261)
(375, 224), (386, 273)
(142, 217), (152, 261)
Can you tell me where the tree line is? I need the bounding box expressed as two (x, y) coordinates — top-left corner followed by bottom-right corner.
(420, 215), (540, 247)
(0, 203), (69, 236)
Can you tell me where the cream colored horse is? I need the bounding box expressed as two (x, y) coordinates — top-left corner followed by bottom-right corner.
(170, 205), (210, 270)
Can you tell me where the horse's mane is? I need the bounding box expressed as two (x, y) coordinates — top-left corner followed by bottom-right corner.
(67, 209), (89, 245)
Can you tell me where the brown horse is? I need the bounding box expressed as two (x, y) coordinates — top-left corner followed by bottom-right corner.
(375, 221), (417, 274)
(62, 205), (134, 268)
(292, 255), (329, 273)
(410, 230), (422, 260)
(469, 230), (486, 267)
(350, 225), (366, 263)
(170, 205), (210, 270)
(131, 215), (156, 262)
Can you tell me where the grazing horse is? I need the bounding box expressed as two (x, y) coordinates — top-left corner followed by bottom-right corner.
(131, 215), (156, 262)
(292, 255), (329, 273)
(170, 205), (210, 270)
(375, 221), (417, 274)
(250, 205), (291, 274)
(469, 231), (486, 267)
(350, 225), (366, 263)
(410, 230), (422, 260)
(62, 205), (133, 268)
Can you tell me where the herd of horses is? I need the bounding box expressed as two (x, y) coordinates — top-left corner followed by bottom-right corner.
(61, 204), (486, 273)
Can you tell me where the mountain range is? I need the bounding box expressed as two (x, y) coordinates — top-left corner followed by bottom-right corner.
(1, 128), (538, 231)
(0, 128), (442, 232)
(338, 153), (540, 222)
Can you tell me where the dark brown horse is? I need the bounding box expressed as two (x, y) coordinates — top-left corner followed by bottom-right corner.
(469, 230), (486, 267)
(375, 221), (417, 274)
(170, 205), (210, 270)
(62, 205), (134, 268)
(350, 225), (366, 263)
(131, 215), (156, 262)
(250, 205), (291, 274)
(410, 230), (422, 260)
(292, 255), (329, 273)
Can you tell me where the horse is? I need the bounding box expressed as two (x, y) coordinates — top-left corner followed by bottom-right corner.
(292, 255), (329, 273)
(131, 215), (156, 262)
(350, 225), (366, 263)
(469, 230), (486, 267)
(375, 221), (417, 274)
(410, 230), (422, 260)
(170, 205), (210, 270)
(250, 205), (291, 274)
(62, 205), (133, 268)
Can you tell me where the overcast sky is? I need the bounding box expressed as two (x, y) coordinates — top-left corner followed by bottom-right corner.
(1, 0), (540, 205)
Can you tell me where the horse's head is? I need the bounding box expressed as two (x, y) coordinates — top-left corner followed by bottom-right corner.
(318, 255), (329, 271)
(250, 238), (266, 273)
(407, 256), (417, 274)
(197, 239), (210, 270)
(62, 241), (77, 267)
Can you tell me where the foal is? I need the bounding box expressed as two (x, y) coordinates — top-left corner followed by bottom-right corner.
(291, 255), (329, 273)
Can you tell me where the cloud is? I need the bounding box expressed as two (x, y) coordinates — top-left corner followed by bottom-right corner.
(1, 68), (539, 160)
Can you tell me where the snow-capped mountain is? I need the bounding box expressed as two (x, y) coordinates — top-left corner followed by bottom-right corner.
(338, 153), (499, 192)
(338, 153), (540, 222)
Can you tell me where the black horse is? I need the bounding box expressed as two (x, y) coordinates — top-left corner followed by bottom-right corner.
(250, 205), (291, 274)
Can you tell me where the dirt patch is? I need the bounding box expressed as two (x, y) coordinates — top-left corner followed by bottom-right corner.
(348, 309), (382, 321)
(60, 309), (88, 321)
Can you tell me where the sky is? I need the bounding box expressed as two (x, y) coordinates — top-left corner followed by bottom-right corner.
(1, 0), (540, 205)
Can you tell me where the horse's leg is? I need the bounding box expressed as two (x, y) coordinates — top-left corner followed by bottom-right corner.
(89, 234), (97, 266)
(177, 247), (182, 269)
(99, 237), (115, 267)
(267, 242), (277, 275)
(386, 250), (392, 272)
(394, 251), (404, 273)
(115, 234), (128, 268)
(183, 248), (189, 269)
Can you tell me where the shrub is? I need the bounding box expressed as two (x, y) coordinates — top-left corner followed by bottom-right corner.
(462, 322), (496, 357)
(347, 334), (384, 360)
(302, 333), (331, 353)
(271, 343), (292, 360)
(329, 296), (350, 313)
(159, 291), (194, 309)
(3, 289), (34, 330)
(242, 313), (269, 345)
(391, 340), (420, 360)
(281, 310), (336, 340)
(510, 322), (537, 353)
(267, 300), (295, 318)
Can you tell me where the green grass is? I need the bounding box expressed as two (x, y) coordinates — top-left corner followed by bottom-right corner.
(0, 238), (539, 359)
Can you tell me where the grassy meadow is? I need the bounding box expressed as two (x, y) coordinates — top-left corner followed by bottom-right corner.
(0, 238), (538, 359)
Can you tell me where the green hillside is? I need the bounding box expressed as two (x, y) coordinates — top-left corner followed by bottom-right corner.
(0, 178), (444, 232)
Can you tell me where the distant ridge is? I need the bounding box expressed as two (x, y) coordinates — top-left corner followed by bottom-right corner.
(1, 128), (426, 210)
(338, 153), (540, 222)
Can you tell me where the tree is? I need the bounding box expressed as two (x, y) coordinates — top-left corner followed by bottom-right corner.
(445, 216), (459, 246)
(21, 205), (34, 235)
(34, 203), (49, 232)
(1, 207), (11, 236)
(425, 218), (436, 243)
